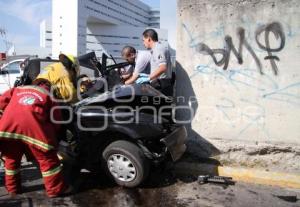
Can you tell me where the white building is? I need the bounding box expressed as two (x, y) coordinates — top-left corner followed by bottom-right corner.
(41, 0), (167, 59)
(40, 20), (52, 49)
(149, 8), (160, 28)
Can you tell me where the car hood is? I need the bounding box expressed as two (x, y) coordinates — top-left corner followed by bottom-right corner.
(74, 84), (170, 108)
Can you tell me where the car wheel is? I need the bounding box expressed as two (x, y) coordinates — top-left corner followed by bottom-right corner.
(102, 140), (149, 187)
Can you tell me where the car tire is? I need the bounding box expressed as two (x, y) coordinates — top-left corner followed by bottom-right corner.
(62, 162), (81, 186)
(102, 140), (149, 187)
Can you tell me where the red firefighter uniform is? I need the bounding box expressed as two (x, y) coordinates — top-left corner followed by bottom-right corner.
(0, 84), (67, 197)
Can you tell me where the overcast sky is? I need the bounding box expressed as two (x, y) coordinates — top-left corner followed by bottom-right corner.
(0, 0), (164, 52)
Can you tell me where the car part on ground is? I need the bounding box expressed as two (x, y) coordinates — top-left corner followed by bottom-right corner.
(198, 175), (235, 185)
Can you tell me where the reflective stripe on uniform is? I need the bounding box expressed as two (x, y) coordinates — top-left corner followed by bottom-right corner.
(0, 131), (54, 151)
(5, 168), (20, 176)
(41, 165), (62, 177)
(20, 86), (49, 95)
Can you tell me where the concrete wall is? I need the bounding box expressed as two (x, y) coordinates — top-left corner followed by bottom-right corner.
(177, 0), (300, 145)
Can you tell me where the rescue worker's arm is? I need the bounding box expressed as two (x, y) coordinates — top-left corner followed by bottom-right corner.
(56, 79), (78, 103)
(60, 68), (78, 103)
(50, 101), (62, 132)
(37, 64), (78, 103)
(149, 64), (167, 80)
(126, 52), (151, 84)
(0, 88), (14, 114)
(125, 73), (139, 84)
(149, 47), (168, 80)
(121, 73), (132, 80)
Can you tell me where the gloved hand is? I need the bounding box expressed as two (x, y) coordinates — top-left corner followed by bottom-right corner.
(136, 74), (150, 84)
(139, 73), (149, 77)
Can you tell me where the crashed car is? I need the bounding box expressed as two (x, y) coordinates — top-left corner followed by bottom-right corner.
(16, 52), (187, 187)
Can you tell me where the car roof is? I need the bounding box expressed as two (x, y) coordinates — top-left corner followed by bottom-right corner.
(4, 59), (25, 64)
(0, 59), (25, 68)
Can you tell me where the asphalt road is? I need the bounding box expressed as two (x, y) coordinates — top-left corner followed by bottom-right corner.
(0, 162), (300, 207)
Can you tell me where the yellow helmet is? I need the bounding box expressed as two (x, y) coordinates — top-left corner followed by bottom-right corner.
(59, 53), (79, 73)
(65, 54), (76, 64)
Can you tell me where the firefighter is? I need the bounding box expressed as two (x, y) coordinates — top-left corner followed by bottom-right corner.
(0, 79), (71, 197)
(35, 53), (80, 145)
(35, 53), (79, 103)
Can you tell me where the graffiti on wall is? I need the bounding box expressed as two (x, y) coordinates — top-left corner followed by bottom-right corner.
(183, 21), (300, 105)
(181, 20), (300, 139)
(255, 22), (285, 75)
(183, 22), (285, 75)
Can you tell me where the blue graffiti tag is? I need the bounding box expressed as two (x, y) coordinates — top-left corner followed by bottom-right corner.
(237, 99), (270, 139)
(263, 82), (300, 106)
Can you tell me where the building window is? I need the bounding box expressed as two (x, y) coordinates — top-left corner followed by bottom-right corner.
(87, 0), (151, 26)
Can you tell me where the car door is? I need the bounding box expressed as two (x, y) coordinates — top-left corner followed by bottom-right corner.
(0, 61), (22, 94)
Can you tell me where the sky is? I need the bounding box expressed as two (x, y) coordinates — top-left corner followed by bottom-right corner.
(0, 0), (162, 52)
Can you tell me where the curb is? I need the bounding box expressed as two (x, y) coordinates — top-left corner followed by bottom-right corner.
(173, 162), (300, 189)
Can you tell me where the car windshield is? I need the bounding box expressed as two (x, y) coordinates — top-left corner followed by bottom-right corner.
(2, 61), (21, 74)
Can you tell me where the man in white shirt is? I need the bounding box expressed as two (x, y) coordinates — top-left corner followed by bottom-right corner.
(120, 46), (151, 85)
(141, 29), (173, 96)
(142, 29), (172, 80)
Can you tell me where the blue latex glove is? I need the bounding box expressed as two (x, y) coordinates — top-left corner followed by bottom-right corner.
(136, 74), (150, 84)
(139, 73), (149, 77)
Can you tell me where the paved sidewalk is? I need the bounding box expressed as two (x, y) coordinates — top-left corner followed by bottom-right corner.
(172, 153), (300, 189)
(0, 155), (300, 206)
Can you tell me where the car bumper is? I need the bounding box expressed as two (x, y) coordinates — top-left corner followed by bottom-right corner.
(161, 125), (187, 161)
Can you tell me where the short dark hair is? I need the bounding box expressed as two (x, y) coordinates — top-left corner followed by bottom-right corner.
(143, 29), (158, 42)
(121, 46), (136, 57)
(77, 74), (89, 82)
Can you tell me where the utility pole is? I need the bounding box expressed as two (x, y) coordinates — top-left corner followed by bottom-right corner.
(0, 26), (13, 53)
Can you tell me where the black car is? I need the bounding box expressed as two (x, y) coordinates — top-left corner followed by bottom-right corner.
(16, 52), (187, 187)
